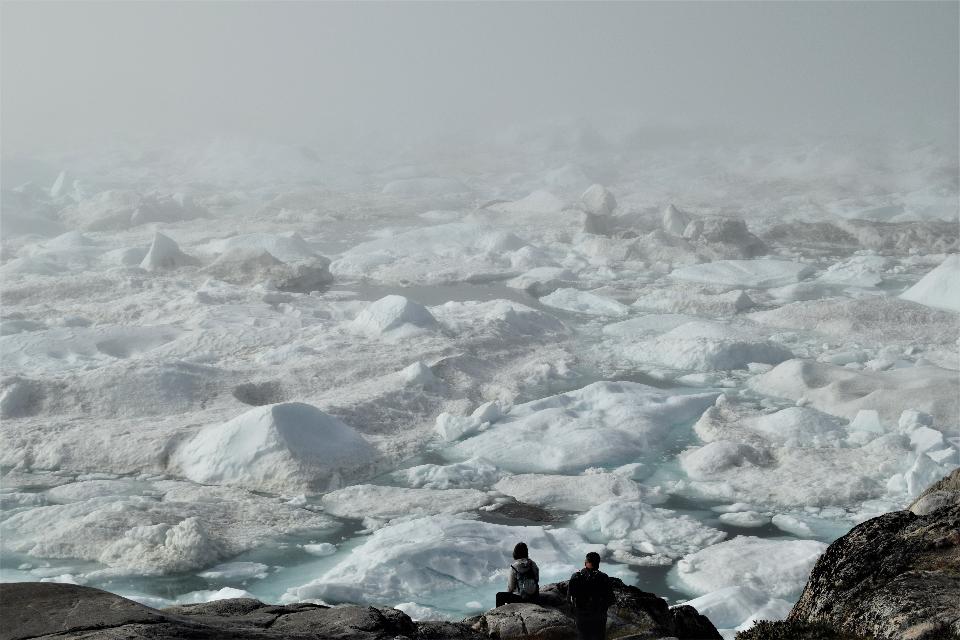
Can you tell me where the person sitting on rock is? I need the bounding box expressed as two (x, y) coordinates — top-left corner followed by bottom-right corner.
(495, 542), (540, 607)
(567, 551), (615, 640)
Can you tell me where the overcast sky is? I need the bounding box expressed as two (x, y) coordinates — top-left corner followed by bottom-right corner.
(3, 1), (958, 152)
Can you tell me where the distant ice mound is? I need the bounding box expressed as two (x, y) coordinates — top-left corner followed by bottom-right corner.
(129, 193), (208, 226)
(662, 204), (692, 236)
(351, 296), (438, 337)
(671, 259), (814, 289)
(544, 164), (592, 192)
(329, 223), (539, 284)
(201, 248), (333, 292)
(381, 177), (471, 197)
(623, 320), (793, 371)
(59, 191), (208, 231)
(172, 402), (377, 493)
(59, 189), (141, 231)
(492, 190), (568, 214)
(139, 233), (198, 271)
(580, 184), (617, 215)
(900, 254), (960, 312)
(201, 232), (317, 264)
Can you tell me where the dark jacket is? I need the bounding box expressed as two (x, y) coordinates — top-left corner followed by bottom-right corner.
(568, 568), (615, 615)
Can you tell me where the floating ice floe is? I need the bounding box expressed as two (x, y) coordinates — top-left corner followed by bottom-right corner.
(447, 382), (718, 473)
(329, 223), (536, 284)
(492, 471), (655, 512)
(319, 484), (493, 523)
(393, 458), (503, 490)
(632, 286), (754, 316)
(285, 515), (603, 605)
(750, 359), (959, 426)
(670, 259), (814, 289)
(668, 536), (827, 599)
(172, 402), (378, 493)
(574, 500), (726, 559)
(620, 320), (793, 371)
(0, 480), (337, 575)
(539, 288), (630, 317)
(682, 586), (793, 636)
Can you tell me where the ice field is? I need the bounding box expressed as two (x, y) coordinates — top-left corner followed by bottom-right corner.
(1, 129), (959, 637)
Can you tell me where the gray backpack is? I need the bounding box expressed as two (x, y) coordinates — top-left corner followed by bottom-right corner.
(513, 562), (539, 597)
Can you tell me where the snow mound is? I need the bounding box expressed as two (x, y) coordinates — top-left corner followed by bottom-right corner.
(623, 320), (793, 371)
(750, 359), (959, 425)
(580, 184), (617, 215)
(139, 233), (198, 271)
(574, 500), (726, 559)
(172, 402), (377, 493)
(286, 515), (599, 605)
(670, 260), (814, 289)
(539, 288), (630, 317)
(351, 295), (438, 337)
(382, 177), (471, 197)
(448, 382), (719, 473)
(900, 254), (960, 312)
(668, 536), (827, 599)
(320, 484), (492, 522)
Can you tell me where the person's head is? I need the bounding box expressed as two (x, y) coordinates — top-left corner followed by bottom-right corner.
(584, 551), (601, 570)
(513, 542), (529, 560)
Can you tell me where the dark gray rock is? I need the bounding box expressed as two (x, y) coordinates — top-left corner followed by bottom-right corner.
(0, 579), (718, 640)
(787, 480), (960, 640)
(0, 584), (446, 640)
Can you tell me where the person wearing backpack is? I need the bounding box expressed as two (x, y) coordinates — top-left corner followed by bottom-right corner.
(495, 542), (540, 607)
(567, 551), (615, 640)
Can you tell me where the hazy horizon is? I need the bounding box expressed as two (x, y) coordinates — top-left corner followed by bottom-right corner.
(3, 1), (958, 155)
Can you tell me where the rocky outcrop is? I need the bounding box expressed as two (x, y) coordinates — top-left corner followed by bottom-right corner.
(470, 579), (721, 639)
(0, 583), (482, 640)
(0, 578), (720, 640)
(781, 469), (960, 640)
